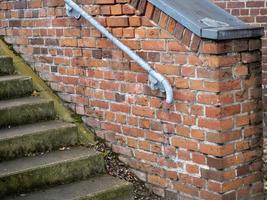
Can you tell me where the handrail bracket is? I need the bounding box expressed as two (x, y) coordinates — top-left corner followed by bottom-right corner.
(66, 4), (81, 19)
(149, 75), (165, 92)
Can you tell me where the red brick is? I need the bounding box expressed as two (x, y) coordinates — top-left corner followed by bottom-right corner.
(174, 183), (199, 197)
(146, 131), (166, 143)
(200, 143), (235, 157)
(102, 122), (121, 133)
(173, 23), (185, 40)
(107, 17), (129, 27)
(198, 118), (234, 131)
(111, 103), (130, 113)
(177, 150), (190, 161)
(141, 40), (165, 50)
(200, 41), (232, 54)
(148, 175), (168, 187)
(191, 129), (205, 140)
(152, 8), (161, 23)
(168, 41), (188, 52)
(174, 90), (195, 102)
(45, 0), (64, 7)
(204, 55), (240, 67)
(234, 65), (248, 77)
(207, 131), (241, 144)
(145, 2), (154, 19)
(137, 0), (147, 15)
(157, 111), (181, 123)
(95, 0), (115, 4)
(192, 152), (206, 164)
(112, 145), (132, 156)
(122, 28), (135, 38)
(242, 51), (261, 63)
(111, 4), (122, 15)
(181, 29), (192, 47)
(132, 106), (154, 118)
(135, 150), (157, 162)
(186, 164), (199, 174)
(122, 126), (144, 137)
(129, 16), (141, 26)
(159, 12), (169, 29)
(171, 136), (198, 151)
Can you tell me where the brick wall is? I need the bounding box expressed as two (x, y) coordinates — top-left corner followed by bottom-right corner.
(212, 0), (267, 122)
(0, 0), (264, 199)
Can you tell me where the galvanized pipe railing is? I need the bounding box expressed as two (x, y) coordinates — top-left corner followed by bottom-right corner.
(64, 0), (173, 103)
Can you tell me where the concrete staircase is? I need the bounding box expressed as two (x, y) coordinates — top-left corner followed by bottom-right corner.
(0, 56), (133, 200)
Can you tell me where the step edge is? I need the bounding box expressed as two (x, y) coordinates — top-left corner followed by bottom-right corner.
(0, 75), (32, 80)
(0, 98), (54, 108)
(0, 149), (102, 178)
(0, 122), (77, 141)
(80, 179), (133, 200)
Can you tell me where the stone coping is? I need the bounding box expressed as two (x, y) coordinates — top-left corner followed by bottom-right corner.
(148, 0), (264, 40)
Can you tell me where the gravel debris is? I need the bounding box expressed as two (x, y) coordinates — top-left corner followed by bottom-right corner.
(95, 142), (163, 200)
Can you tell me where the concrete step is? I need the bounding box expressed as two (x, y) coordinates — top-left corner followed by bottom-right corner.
(0, 75), (33, 100)
(0, 147), (105, 197)
(3, 175), (133, 200)
(0, 97), (55, 128)
(0, 120), (78, 161)
(0, 56), (14, 75)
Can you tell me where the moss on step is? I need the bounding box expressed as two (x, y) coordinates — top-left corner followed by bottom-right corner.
(0, 149), (105, 197)
(0, 122), (78, 161)
(0, 39), (95, 145)
(0, 56), (14, 75)
(0, 98), (55, 128)
(78, 181), (134, 200)
(0, 76), (33, 99)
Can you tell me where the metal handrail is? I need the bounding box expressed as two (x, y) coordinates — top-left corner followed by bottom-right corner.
(64, 0), (173, 103)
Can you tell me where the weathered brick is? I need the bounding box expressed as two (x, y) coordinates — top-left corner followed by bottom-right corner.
(135, 150), (157, 162)
(200, 41), (232, 54)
